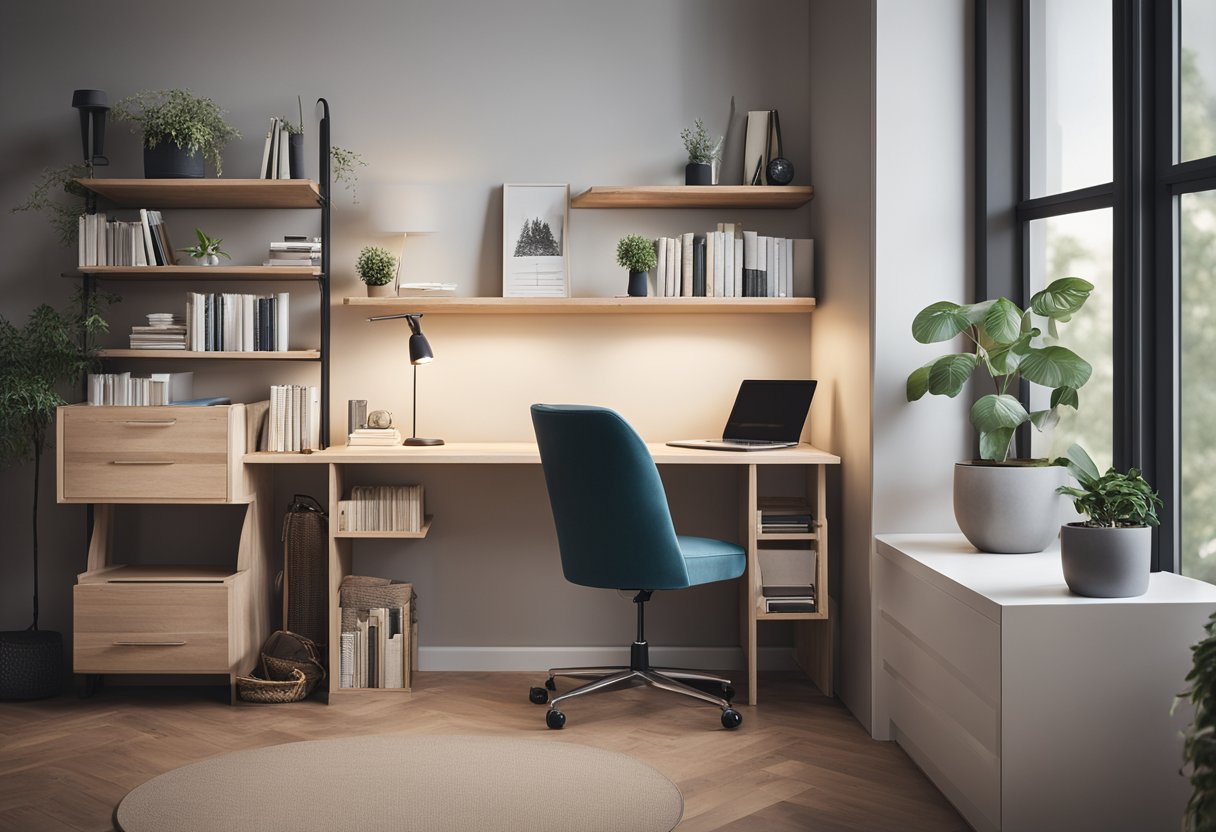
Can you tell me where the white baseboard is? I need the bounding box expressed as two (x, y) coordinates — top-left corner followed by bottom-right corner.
(418, 645), (799, 673)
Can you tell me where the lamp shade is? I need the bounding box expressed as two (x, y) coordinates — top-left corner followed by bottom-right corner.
(370, 183), (438, 234)
(408, 332), (433, 364)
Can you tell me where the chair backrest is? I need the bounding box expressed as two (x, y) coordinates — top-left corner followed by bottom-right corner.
(531, 404), (690, 590)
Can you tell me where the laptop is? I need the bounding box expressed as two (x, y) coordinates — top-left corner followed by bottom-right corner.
(666, 380), (817, 452)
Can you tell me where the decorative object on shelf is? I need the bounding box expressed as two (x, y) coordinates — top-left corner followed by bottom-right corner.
(10, 163), (89, 247)
(178, 227), (230, 266)
(331, 145), (366, 202)
(616, 234), (658, 297)
(1181, 609), (1216, 831)
(71, 89), (110, 170)
(680, 118), (722, 186)
(743, 110), (771, 185)
(114, 89), (240, 178)
(367, 409), (393, 429)
(356, 245), (397, 297)
(285, 96), (306, 179)
(0, 290), (111, 700)
(370, 183), (437, 295)
(1055, 444), (1161, 598)
(348, 399), (368, 434)
(368, 313), (444, 446)
(764, 110), (794, 186)
(502, 183), (569, 298)
(907, 277), (1095, 553)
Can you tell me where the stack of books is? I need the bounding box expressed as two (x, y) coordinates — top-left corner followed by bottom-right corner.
(257, 117), (297, 180)
(652, 230), (813, 299)
(759, 548), (817, 613)
(339, 603), (416, 690)
(398, 282), (456, 297)
(77, 210), (177, 267)
(268, 384), (320, 452)
(185, 291), (289, 352)
(338, 485), (425, 532)
(86, 371), (193, 406)
(129, 313), (186, 350)
(347, 427), (402, 447)
(264, 236), (321, 268)
(758, 497), (817, 534)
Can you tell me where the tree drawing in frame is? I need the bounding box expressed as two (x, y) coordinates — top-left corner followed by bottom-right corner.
(503, 184), (569, 297)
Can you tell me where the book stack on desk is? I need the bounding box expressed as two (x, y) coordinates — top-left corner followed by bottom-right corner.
(347, 427), (402, 446)
(759, 548), (817, 613)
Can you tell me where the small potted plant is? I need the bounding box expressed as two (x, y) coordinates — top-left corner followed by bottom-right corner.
(114, 89), (240, 178)
(680, 119), (722, 186)
(617, 234), (658, 297)
(1056, 444), (1162, 597)
(356, 245), (397, 296)
(179, 228), (230, 266)
(906, 277), (1094, 553)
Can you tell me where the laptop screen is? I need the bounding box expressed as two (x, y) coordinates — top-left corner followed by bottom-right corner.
(722, 380), (817, 442)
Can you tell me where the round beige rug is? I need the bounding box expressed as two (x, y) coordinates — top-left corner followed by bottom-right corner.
(115, 735), (683, 832)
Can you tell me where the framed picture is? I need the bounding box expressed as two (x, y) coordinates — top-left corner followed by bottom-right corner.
(502, 183), (569, 297)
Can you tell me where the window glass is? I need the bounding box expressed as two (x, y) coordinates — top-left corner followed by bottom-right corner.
(1027, 209), (1114, 469)
(1181, 190), (1216, 581)
(1181, 0), (1216, 162)
(1026, 0), (1113, 196)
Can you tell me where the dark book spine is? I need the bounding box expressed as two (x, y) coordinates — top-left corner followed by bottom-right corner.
(744, 269), (762, 297)
(268, 296), (277, 353)
(367, 624), (378, 688)
(147, 214), (166, 266)
(693, 236), (706, 297)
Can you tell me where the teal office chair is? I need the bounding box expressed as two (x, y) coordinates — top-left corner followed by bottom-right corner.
(529, 404), (746, 730)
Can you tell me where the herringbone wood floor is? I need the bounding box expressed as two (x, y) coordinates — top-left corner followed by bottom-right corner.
(0, 672), (967, 832)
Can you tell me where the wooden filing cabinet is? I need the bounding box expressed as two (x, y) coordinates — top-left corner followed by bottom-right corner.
(58, 404), (274, 701)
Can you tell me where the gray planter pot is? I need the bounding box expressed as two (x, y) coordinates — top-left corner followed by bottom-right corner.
(1060, 523), (1152, 598)
(954, 462), (1067, 554)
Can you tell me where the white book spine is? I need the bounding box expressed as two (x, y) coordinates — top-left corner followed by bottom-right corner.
(733, 228), (744, 297)
(276, 292), (289, 351)
(681, 232), (694, 297)
(655, 238), (667, 300)
(704, 229), (715, 298)
(278, 130), (291, 180)
(259, 116), (275, 179)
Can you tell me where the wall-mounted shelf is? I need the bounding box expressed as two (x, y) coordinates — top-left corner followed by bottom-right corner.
(74, 178), (323, 209)
(333, 517), (433, 540)
(570, 185), (814, 209)
(98, 349), (321, 360)
(342, 297), (816, 314)
(70, 266), (321, 281)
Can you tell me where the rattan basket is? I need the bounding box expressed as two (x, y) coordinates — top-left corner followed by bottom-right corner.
(236, 668), (308, 703)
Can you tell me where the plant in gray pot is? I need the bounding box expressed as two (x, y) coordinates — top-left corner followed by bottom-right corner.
(114, 89), (240, 178)
(680, 119), (721, 186)
(907, 277), (1094, 553)
(1056, 444), (1161, 597)
(616, 234), (657, 297)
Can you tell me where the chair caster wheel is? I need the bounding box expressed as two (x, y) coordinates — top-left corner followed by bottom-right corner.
(723, 684), (735, 702)
(544, 677), (557, 691)
(721, 708), (742, 730)
(529, 686), (549, 704)
(546, 708), (566, 730)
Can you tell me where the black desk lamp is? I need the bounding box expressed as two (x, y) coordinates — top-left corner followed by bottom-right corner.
(368, 312), (444, 446)
(71, 89), (110, 169)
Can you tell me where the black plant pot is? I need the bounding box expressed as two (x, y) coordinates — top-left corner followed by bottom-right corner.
(685, 162), (712, 186)
(628, 270), (649, 297)
(289, 133), (305, 179)
(0, 630), (62, 700)
(143, 143), (204, 179)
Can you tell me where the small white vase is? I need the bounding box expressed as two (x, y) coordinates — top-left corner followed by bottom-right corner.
(193, 254), (220, 267)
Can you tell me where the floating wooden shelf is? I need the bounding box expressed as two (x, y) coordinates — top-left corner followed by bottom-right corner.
(72, 265), (321, 281)
(756, 532), (818, 541)
(74, 178), (323, 209)
(98, 349), (321, 360)
(755, 610), (827, 621)
(570, 185), (813, 209)
(334, 517), (433, 540)
(342, 296), (816, 314)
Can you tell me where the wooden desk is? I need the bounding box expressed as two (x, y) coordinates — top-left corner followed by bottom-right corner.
(247, 442), (840, 705)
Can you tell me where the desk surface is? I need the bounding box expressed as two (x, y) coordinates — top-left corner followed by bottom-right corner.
(244, 441), (840, 465)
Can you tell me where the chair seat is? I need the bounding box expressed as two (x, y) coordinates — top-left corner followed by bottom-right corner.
(677, 536), (746, 586)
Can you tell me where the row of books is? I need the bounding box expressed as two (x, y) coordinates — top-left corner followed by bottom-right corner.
(758, 497), (817, 534)
(77, 210), (176, 267)
(339, 606), (414, 690)
(257, 117), (297, 180)
(337, 485), (426, 532)
(758, 548), (817, 613)
(653, 229), (812, 299)
(128, 312), (187, 350)
(347, 427), (403, 447)
(185, 292), (290, 352)
(269, 384), (321, 452)
(86, 371), (193, 406)
(264, 236), (322, 268)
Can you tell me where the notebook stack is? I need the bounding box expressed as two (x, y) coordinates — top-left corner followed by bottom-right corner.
(758, 497), (816, 534)
(264, 235), (321, 268)
(347, 428), (402, 447)
(129, 313), (187, 350)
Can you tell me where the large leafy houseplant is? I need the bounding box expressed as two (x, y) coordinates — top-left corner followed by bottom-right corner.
(114, 89), (240, 175)
(906, 277), (1095, 462)
(0, 291), (111, 630)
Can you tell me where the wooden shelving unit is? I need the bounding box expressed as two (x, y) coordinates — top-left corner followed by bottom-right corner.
(571, 185), (813, 209)
(97, 349), (320, 360)
(342, 296), (816, 314)
(70, 265), (320, 281)
(333, 517), (433, 540)
(73, 178), (322, 209)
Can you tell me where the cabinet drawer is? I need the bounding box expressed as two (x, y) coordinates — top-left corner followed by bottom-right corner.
(59, 406), (237, 502)
(74, 583), (230, 673)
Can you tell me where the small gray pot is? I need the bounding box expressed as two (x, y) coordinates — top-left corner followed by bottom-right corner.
(954, 462), (1067, 554)
(1060, 523), (1152, 598)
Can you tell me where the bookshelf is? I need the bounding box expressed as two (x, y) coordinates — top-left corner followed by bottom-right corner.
(69, 265), (320, 281)
(342, 296), (816, 314)
(570, 185), (814, 209)
(333, 517), (434, 540)
(97, 349), (321, 360)
(73, 178), (322, 209)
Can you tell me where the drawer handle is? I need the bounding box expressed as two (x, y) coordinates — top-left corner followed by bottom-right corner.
(110, 460), (176, 466)
(112, 640), (187, 647)
(124, 419), (178, 426)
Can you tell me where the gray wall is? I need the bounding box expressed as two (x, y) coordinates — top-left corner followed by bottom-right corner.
(0, 0), (816, 668)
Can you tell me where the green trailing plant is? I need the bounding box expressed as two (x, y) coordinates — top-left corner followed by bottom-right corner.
(1056, 444), (1162, 528)
(331, 146), (366, 202)
(680, 119), (722, 165)
(281, 96), (305, 135)
(11, 163), (90, 248)
(0, 289), (114, 630)
(1182, 611), (1216, 832)
(616, 234), (657, 273)
(178, 228), (230, 260)
(356, 246), (396, 286)
(906, 277), (1095, 462)
(113, 89), (240, 175)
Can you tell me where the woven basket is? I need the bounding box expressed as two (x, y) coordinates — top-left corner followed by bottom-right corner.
(262, 653), (325, 691)
(237, 668), (308, 703)
(283, 496), (329, 647)
(340, 578), (414, 610)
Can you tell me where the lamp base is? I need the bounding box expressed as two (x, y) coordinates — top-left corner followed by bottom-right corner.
(403, 437), (445, 446)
